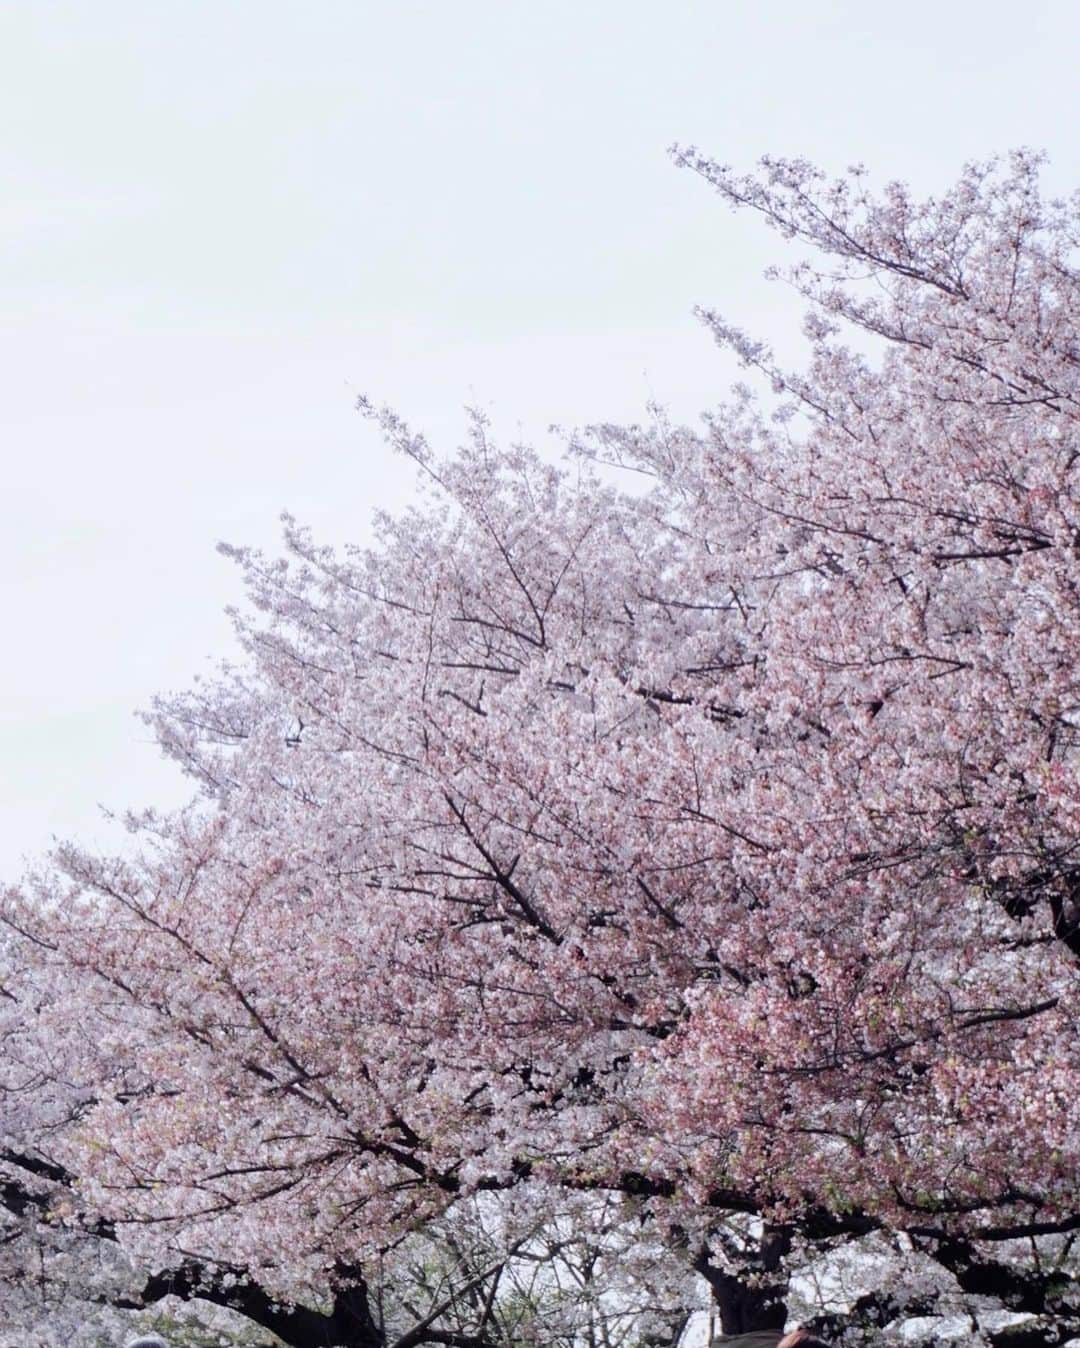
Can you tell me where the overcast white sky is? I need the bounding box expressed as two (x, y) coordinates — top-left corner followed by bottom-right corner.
(3, 0), (1078, 879)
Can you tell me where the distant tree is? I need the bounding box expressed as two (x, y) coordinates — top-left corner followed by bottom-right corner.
(4, 150), (1079, 1346)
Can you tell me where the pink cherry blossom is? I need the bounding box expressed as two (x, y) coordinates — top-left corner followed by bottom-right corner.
(3, 150), (1078, 1340)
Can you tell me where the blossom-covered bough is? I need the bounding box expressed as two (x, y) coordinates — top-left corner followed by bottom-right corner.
(3, 150), (1078, 1346)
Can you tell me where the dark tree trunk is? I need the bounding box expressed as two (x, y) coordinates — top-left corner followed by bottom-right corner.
(693, 1226), (790, 1336)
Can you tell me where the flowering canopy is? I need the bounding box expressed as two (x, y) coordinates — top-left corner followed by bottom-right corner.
(4, 151), (1078, 1333)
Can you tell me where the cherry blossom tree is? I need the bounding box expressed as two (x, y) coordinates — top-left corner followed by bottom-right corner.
(3, 149), (1079, 1345)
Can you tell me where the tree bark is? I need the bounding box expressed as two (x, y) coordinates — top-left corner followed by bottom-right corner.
(693, 1227), (790, 1336)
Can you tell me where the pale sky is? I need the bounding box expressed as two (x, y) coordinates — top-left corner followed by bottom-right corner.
(3, 0), (1078, 879)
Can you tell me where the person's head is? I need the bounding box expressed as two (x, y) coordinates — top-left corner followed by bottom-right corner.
(125, 1336), (168, 1348)
(778, 1331), (832, 1348)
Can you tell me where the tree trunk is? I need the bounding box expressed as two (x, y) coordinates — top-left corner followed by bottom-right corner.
(693, 1227), (790, 1336)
